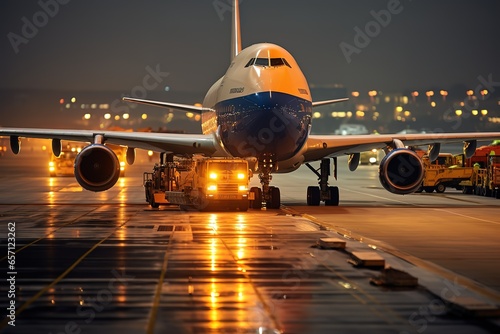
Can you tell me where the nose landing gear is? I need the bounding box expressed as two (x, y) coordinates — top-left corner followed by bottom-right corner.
(249, 156), (281, 209)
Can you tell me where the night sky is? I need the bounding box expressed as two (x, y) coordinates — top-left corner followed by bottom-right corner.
(1, 0), (500, 95)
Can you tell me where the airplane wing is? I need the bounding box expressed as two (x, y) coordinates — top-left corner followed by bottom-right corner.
(312, 98), (349, 107)
(303, 132), (500, 162)
(122, 97), (214, 113)
(0, 128), (218, 155)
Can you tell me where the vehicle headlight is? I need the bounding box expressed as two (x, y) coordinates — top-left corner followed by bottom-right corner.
(369, 157), (377, 164)
(237, 173), (245, 179)
(207, 185), (217, 191)
(239, 185), (248, 191)
(209, 172), (218, 179)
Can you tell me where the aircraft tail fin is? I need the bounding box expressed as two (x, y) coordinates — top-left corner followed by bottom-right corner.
(231, 0), (241, 61)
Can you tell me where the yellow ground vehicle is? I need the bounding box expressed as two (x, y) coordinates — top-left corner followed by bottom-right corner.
(144, 154), (250, 210)
(49, 145), (81, 176)
(418, 147), (500, 198)
(457, 145), (500, 197)
(360, 149), (383, 165)
(470, 154), (500, 198)
(418, 153), (474, 193)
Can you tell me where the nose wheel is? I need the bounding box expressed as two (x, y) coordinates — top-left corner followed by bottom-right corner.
(249, 156), (281, 209)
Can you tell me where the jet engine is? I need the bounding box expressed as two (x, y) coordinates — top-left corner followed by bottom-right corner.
(378, 148), (424, 194)
(74, 144), (121, 192)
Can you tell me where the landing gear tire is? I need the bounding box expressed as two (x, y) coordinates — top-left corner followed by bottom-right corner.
(249, 187), (262, 209)
(325, 186), (339, 206)
(267, 186), (281, 209)
(150, 199), (160, 209)
(307, 186), (320, 206)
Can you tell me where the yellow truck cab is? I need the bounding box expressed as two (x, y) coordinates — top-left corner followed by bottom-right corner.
(418, 153), (473, 193)
(144, 154), (251, 211)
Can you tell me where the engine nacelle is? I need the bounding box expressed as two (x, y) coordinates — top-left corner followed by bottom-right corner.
(74, 144), (121, 192)
(379, 148), (424, 194)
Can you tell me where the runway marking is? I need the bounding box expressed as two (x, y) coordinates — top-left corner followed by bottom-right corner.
(339, 187), (416, 206)
(343, 186), (500, 226)
(146, 229), (174, 334)
(0, 217), (132, 330)
(432, 208), (500, 225)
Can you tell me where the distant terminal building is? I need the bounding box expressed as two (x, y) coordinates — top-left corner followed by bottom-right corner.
(309, 84), (500, 134)
(1, 86), (497, 134)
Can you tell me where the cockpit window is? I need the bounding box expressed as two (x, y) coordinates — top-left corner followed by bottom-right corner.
(245, 57), (292, 68)
(270, 58), (285, 66)
(244, 59), (254, 67)
(255, 58), (269, 66)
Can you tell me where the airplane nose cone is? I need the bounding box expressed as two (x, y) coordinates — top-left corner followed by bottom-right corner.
(218, 91), (311, 161)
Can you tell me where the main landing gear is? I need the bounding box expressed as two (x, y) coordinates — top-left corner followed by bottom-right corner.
(249, 156), (281, 209)
(305, 158), (339, 206)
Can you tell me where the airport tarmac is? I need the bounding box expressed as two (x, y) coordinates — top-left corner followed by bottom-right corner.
(1, 144), (499, 333)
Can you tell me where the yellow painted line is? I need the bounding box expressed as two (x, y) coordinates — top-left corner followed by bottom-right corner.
(339, 187), (415, 206)
(0, 220), (129, 330)
(146, 231), (173, 334)
(433, 208), (500, 225)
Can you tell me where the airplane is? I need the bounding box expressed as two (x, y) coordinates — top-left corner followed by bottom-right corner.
(1, 0), (500, 209)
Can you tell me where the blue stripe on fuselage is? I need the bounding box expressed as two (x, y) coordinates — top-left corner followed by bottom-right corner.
(215, 91), (312, 161)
